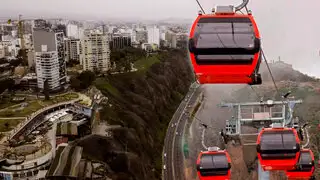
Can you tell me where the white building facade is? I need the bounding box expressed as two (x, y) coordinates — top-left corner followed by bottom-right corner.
(35, 48), (60, 90)
(66, 24), (79, 38)
(33, 29), (67, 90)
(147, 26), (160, 46)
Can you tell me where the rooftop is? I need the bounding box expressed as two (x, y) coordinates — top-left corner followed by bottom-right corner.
(46, 145), (83, 178)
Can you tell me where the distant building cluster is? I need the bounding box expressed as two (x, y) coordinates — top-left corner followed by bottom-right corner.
(0, 18), (189, 91)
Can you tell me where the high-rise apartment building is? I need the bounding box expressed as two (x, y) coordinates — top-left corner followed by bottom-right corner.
(56, 32), (66, 84)
(66, 24), (79, 38)
(80, 32), (110, 72)
(33, 29), (67, 90)
(110, 35), (131, 50)
(64, 38), (80, 62)
(165, 32), (177, 48)
(35, 50), (60, 90)
(147, 26), (160, 46)
(0, 45), (5, 59)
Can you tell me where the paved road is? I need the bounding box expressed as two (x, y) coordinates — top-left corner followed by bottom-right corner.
(163, 82), (201, 180)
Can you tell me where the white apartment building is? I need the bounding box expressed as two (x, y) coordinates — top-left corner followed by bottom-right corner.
(147, 26), (160, 46)
(80, 32), (110, 72)
(33, 29), (67, 90)
(9, 39), (21, 57)
(66, 24), (79, 38)
(160, 32), (166, 41)
(35, 47), (60, 90)
(23, 34), (33, 50)
(0, 45), (5, 58)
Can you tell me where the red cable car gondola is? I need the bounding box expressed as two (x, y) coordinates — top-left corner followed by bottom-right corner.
(256, 127), (301, 171)
(285, 149), (315, 180)
(188, 6), (262, 85)
(196, 147), (231, 180)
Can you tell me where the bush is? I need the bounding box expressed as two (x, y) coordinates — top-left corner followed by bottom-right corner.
(70, 71), (96, 91)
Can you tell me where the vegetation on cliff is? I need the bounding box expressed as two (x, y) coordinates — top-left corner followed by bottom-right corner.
(80, 48), (194, 179)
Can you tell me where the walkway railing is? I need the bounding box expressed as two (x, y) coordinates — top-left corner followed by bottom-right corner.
(9, 98), (81, 139)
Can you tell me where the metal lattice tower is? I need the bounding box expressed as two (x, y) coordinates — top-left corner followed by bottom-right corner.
(219, 99), (302, 137)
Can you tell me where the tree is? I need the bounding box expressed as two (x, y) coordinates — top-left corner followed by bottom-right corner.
(78, 70), (96, 89)
(4, 122), (9, 130)
(70, 77), (82, 91)
(110, 47), (146, 72)
(16, 49), (28, 66)
(43, 79), (50, 100)
(123, 60), (131, 72)
(0, 78), (15, 94)
(66, 59), (79, 67)
(35, 86), (40, 99)
(0, 58), (8, 64)
(9, 59), (22, 67)
(54, 24), (67, 36)
(70, 71), (96, 91)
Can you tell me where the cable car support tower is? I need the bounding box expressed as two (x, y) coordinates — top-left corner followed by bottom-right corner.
(218, 98), (303, 145)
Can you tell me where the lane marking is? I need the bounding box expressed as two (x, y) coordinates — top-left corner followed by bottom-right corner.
(171, 88), (198, 179)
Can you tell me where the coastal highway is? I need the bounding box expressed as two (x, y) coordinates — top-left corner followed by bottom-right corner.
(163, 82), (201, 180)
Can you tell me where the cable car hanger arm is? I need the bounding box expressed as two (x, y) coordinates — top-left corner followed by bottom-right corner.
(235, 0), (249, 12)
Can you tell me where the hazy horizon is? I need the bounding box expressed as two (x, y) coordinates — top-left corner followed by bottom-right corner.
(1, 0), (320, 77)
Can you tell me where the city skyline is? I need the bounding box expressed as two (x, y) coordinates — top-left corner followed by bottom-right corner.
(1, 0), (320, 77)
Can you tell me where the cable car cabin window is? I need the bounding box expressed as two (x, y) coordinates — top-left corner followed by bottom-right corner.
(191, 17), (260, 65)
(259, 131), (298, 159)
(299, 152), (312, 165)
(199, 154), (229, 176)
(195, 54), (254, 65)
(289, 152), (314, 172)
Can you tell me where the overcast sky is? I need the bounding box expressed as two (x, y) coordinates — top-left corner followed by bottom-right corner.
(1, 0), (320, 77)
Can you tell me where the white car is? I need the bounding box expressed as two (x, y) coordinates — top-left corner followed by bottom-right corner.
(176, 132), (179, 135)
(163, 165), (166, 170)
(164, 153), (167, 157)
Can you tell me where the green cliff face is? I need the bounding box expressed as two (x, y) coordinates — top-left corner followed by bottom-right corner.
(79, 49), (194, 179)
